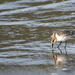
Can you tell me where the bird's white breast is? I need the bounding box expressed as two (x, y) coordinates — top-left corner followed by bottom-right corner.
(56, 33), (69, 42)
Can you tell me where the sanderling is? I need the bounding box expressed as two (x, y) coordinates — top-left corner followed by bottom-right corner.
(50, 30), (75, 49)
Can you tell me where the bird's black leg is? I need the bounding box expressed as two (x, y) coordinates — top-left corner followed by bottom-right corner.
(65, 41), (67, 49)
(58, 48), (62, 54)
(65, 41), (67, 54)
(57, 41), (62, 48)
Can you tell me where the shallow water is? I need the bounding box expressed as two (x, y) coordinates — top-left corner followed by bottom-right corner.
(0, 0), (75, 75)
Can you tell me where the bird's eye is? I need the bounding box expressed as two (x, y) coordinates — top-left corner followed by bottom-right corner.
(52, 40), (54, 42)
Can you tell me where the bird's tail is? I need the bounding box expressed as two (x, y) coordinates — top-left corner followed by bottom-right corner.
(70, 31), (75, 36)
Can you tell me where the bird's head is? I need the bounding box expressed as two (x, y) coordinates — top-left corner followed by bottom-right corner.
(50, 35), (56, 44)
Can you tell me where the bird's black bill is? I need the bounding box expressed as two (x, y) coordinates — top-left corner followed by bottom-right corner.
(52, 44), (54, 48)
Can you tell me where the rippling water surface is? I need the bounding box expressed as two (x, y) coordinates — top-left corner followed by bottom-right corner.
(0, 0), (75, 75)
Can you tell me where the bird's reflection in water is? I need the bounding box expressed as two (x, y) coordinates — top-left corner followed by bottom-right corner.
(51, 54), (68, 68)
(51, 50), (75, 71)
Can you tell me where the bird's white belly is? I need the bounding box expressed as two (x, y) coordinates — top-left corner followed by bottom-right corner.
(56, 34), (69, 42)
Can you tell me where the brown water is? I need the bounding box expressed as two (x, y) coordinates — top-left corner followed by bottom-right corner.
(0, 0), (75, 75)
